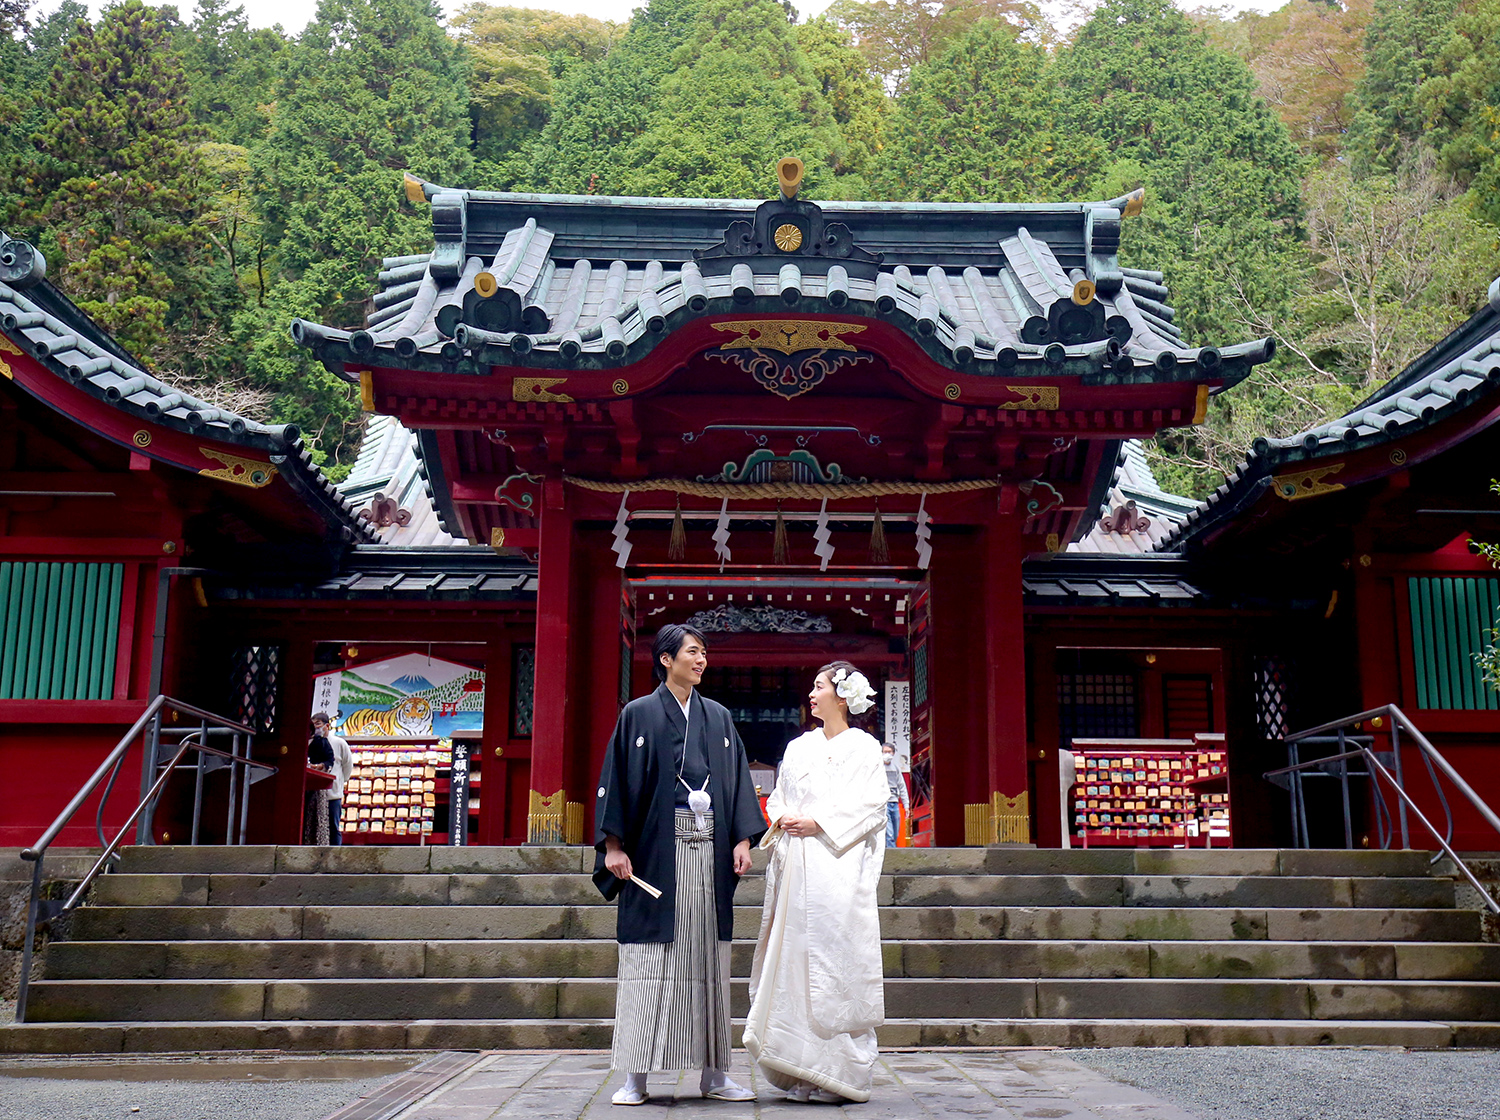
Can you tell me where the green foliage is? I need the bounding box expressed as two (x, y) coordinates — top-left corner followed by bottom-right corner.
(877, 18), (1102, 202)
(1195, 0), (1372, 162)
(0, 3), (87, 181)
(825, 0), (1045, 93)
(1415, 0), (1500, 225)
(620, 0), (847, 198)
(1055, 0), (1311, 493)
(9, 1), (211, 358)
(452, 4), (619, 173)
(795, 17), (888, 187)
(177, 0), (289, 148)
(520, 0), (704, 194)
(1057, 0), (1307, 335)
(246, 0), (473, 451)
(1345, 0), (1459, 175)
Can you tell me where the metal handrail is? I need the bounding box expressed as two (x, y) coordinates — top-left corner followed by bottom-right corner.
(14, 696), (275, 1024)
(1265, 703), (1500, 916)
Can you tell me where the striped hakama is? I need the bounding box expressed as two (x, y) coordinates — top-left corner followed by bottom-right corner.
(611, 808), (732, 1072)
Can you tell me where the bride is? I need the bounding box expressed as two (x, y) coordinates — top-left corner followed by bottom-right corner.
(743, 660), (890, 1103)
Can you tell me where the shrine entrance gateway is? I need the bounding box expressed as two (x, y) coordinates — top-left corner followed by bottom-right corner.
(295, 161), (1274, 846)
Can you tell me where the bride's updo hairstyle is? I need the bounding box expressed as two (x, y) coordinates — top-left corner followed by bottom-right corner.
(816, 660), (878, 730)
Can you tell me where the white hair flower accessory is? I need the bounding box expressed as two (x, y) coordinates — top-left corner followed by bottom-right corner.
(831, 667), (877, 715)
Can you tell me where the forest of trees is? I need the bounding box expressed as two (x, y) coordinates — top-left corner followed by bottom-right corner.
(1, 0), (1498, 494)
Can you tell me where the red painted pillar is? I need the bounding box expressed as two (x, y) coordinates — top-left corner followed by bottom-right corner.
(528, 476), (574, 842)
(477, 639), (509, 845)
(984, 512), (1031, 842)
(263, 637), (315, 845)
(929, 528), (984, 847)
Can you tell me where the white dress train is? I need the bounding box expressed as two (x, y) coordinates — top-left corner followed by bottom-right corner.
(744, 727), (890, 1102)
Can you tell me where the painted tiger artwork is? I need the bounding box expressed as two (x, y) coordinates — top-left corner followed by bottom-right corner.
(340, 696), (434, 738)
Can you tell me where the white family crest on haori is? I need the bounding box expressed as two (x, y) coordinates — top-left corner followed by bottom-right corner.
(831, 667), (877, 715)
(744, 725), (889, 1102)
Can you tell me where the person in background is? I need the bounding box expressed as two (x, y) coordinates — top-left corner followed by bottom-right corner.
(881, 742), (909, 848)
(303, 725), (334, 846)
(312, 712), (353, 845)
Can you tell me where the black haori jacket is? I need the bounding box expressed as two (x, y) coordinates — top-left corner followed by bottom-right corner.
(593, 684), (767, 943)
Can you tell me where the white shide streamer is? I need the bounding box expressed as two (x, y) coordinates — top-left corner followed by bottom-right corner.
(914, 492), (932, 569)
(611, 490), (632, 568)
(713, 498), (732, 572)
(813, 497), (835, 571)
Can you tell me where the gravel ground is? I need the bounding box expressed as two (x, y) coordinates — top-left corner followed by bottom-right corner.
(1072, 1047), (1500, 1120)
(0, 1053), (416, 1120)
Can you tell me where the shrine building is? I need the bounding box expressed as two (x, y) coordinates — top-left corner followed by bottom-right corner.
(291, 160), (1273, 848)
(5, 162), (1499, 855)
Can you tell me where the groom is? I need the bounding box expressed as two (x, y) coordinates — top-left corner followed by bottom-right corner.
(594, 623), (766, 1106)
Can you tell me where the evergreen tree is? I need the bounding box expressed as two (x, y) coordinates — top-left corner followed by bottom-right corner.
(178, 0), (289, 148)
(245, 0), (473, 451)
(1345, 0), (1459, 175)
(1413, 0), (1500, 224)
(1056, 0), (1306, 341)
(9, 1), (212, 359)
(825, 0), (1044, 94)
(620, 0), (847, 198)
(1055, 0), (1309, 497)
(452, 4), (619, 183)
(0, 2), (86, 170)
(878, 19), (1101, 203)
(795, 17), (888, 191)
(521, 0), (705, 195)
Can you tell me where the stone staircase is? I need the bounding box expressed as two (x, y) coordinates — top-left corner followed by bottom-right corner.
(3, 845), (1498, 1053)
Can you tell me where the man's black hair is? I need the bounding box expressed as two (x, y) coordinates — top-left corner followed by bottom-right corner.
(652, 624), (708, 683)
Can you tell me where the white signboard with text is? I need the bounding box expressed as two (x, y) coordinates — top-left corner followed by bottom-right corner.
(884, 679), (911, 770)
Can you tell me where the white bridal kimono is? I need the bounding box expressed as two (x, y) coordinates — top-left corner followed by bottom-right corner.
(744, 726), (890, 1101)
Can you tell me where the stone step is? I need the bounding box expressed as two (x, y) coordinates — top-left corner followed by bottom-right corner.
(5, 1016), (1494, 1055)
(43, 938), (1500, 982)
(1, 848), (103, 882)
(68, 903), (1484, 944)
(87, 872), (1457, 911)
(23, 976), (1500, 1024)
(110, 845), (1445, 879)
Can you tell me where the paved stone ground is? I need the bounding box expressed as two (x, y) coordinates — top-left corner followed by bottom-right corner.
(2, 1048), (1499, 1120)
(1073, 1047), (1500, 1120)
(354, 1050), (1207, 1119)
(0, 1053), (417, 1120)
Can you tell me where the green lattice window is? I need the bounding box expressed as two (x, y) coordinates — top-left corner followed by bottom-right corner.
(1408, 576), (1500, 711)
(0, 561), (123, 700)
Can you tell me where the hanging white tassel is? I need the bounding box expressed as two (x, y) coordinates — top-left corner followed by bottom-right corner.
(611, 490), (632, 568)
(712, 498), (731, 572)
(813, 497), (835, 571)
(914, 492), (932, 569)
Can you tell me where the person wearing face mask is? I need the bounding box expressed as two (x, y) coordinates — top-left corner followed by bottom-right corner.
(593, 624), (766, 1106)
(880, 742), (909, 848)
(744, 660), (889, 1105)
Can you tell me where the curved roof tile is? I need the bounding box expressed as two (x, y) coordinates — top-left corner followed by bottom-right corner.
(292, 181), (1276, 388)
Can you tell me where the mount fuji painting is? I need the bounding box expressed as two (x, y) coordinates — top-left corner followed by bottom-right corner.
(312, 652), (486, 739)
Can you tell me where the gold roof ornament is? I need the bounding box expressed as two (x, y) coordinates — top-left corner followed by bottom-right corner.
(1121, 187), (1145, 218)
(777, 156), (803, 200)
